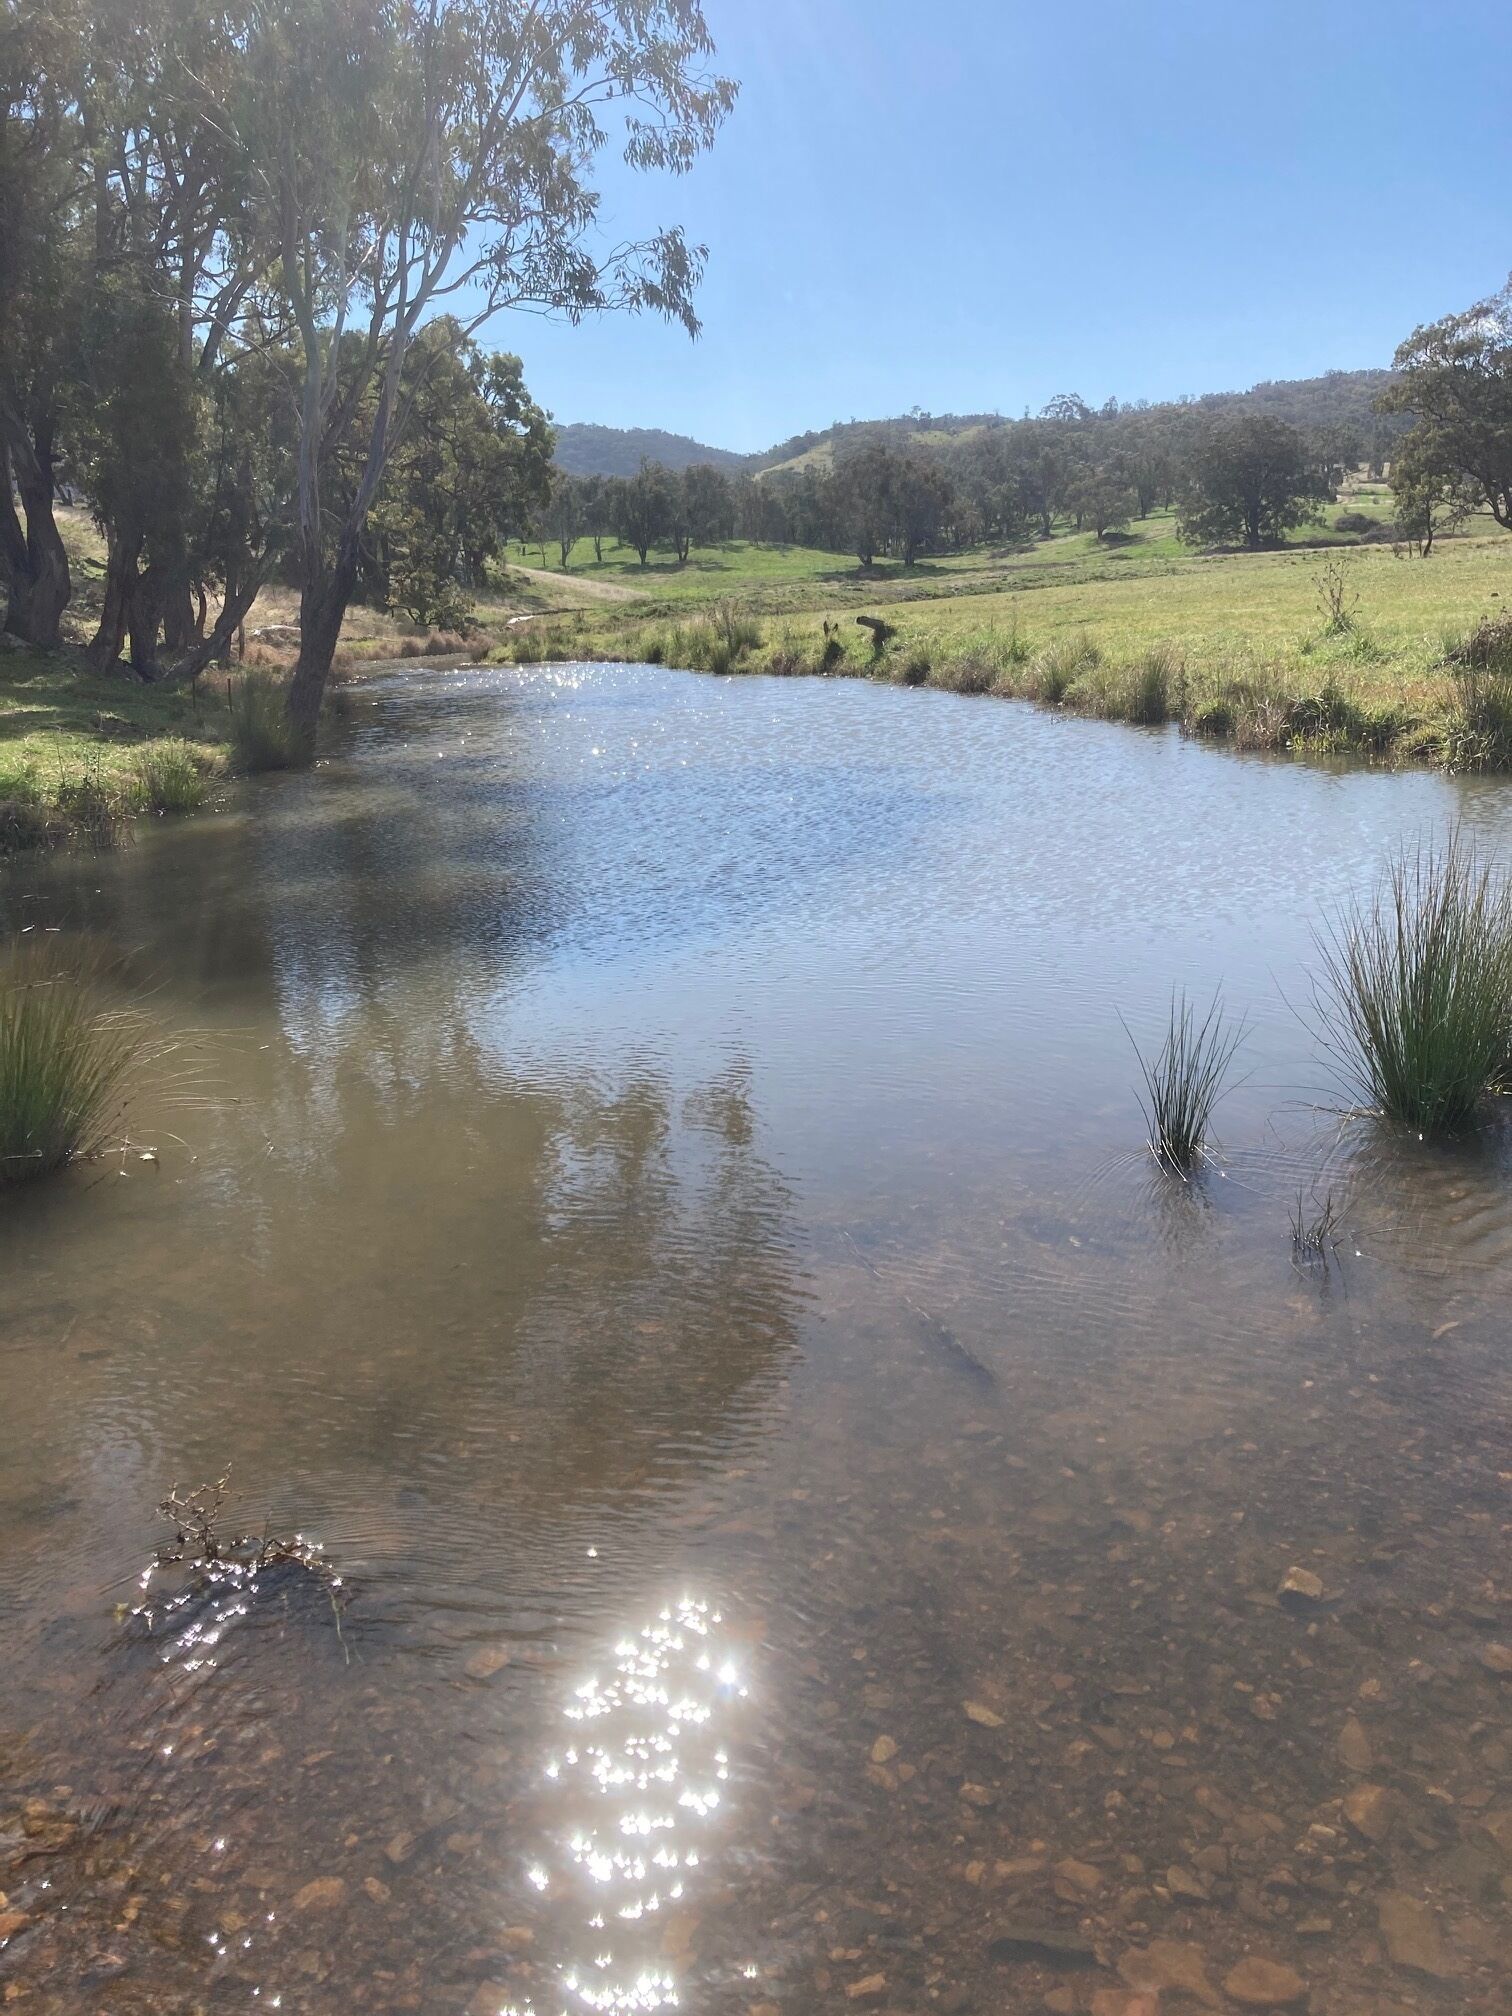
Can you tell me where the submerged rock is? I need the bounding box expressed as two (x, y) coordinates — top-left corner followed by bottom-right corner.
(1223, 1956), (1308, 2006)
(1117, 1939), (1219, 2007)
(1277, 1567), (1324, 1611)
(1336, 1716), (1373, 1773)
(1377, 1892), (1451, 1977)
(1342, 1782), (1394, 1844)
(988, 1920), (1097, 1963)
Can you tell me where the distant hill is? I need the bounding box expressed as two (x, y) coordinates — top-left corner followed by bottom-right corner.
(552, 423), (747, 477)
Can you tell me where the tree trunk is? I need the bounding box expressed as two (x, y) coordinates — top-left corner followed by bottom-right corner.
(286, 542), (359, 742)
(128, 565), (165, 678)
(85, 532), (143, 672)
(161, 572), (267, 685)
(0, 438), (71, 648)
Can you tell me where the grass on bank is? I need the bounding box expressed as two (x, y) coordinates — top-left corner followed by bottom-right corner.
(0, 940), (150, 1184)
(1316, 833), (1512, 1135)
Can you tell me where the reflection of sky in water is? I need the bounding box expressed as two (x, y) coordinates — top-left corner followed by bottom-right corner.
(499, 1596), (750, 2016)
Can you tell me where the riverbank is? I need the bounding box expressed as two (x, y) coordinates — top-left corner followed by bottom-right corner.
(0, 622), (491, 848)
(495, 524), (1512, 771)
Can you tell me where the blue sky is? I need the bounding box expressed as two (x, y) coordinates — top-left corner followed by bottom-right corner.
(492, 0), (1512, 453)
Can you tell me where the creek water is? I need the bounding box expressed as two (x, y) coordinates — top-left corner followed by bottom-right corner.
(1, 663), (1510, 2014)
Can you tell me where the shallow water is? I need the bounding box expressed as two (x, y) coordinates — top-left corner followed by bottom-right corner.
(1, 664), (1510, 2014)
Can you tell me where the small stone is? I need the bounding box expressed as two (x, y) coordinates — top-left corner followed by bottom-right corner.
(870, 1735), (898, 1765)
(1167, 1863), (1209, 1901)
(1093, 1995), (1160, 2016)
(0, 1914), (29, 1943)
(1480, 1643), (1512, 1677)
(1278, 1567), (1324, 1610)
(1044, 1992), (1077, 2015)
(385, 1830), (418, 1865)
(1337, 1717), (1372, 1773)
(1224, 1956), (1307, 2006)
(1342, 1783), (1393, 1844)
(464, 1646), (511, 1681)
(1118, 1938), (1220, 2007)
(362, 1877), (390, 1904)
(960, 1782), (998, 1809)
(291, 1876), (346, 1913)
(846, 1974), (886, 2000)
(1378, 1892), (1451, 1977)
(965, 1700), (1005, 1728)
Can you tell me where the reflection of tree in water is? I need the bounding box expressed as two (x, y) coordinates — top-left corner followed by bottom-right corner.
(0, 741), (805, 1560)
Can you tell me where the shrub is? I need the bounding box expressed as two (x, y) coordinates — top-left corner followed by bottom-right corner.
(132, 741), (207, 815)
(1316, 832), (1512, 1133)
(227, 675), (304, 773)
(0, 798), (65, 855)
(0, 941), (148, 1184)
(1125, 991), (1246, 1172)
(898, 652), (930, 687)
(1334, 511), (1378, 535)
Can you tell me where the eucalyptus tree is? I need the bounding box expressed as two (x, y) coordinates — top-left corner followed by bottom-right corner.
(1177, 415), (1326, 550)
(236, 0), (735, 740)
(1380, 279), (1512, 532)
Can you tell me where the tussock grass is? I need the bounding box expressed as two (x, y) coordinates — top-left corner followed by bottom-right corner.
(1026, 631), (1101, 704)
(131, 740), (209, 814)
(227, 675), (304, 773)
(0, 941), (150, 1184)
(1440, 664), (1512, 772)
(1126, 991), (1246, 1172)
(1316, 833), (1512, 1134)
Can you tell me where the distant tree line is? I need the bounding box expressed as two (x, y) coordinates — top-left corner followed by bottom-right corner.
(569, 320), (1512, 574)
(556, 397), (1387, 570)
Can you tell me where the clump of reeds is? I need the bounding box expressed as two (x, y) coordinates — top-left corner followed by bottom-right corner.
(1315, 832), (1512, 1134)
(227, 675), (304, 773)
(1291, 1190), (1342, 1267)
(1125, 990), (1246, 1172)
(0, 941), (150, 1184)
(131, 740), (208, 815)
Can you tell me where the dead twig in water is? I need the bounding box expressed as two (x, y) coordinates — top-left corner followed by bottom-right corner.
(839, 1229), (995, 1388)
